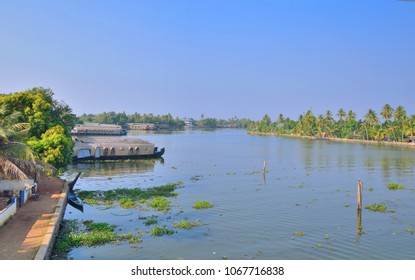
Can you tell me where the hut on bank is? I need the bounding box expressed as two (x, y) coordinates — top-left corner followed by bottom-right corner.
(0, 163), (39, 227)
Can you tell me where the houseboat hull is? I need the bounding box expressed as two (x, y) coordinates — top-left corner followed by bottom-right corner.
(72, 147), (165, 162)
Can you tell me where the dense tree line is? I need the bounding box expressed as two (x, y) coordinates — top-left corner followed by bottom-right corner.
(77, 112), (253, 129)
(0, 87), (76, 172)
(248, 105), (415, 142)
(77, 112), (186, 128)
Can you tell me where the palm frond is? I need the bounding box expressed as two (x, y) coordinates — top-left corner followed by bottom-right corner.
(9, 122), (31, 132)
(0, 158), (29, 180)
(0, 142), (35, 161)
(6, 128), (30, 142)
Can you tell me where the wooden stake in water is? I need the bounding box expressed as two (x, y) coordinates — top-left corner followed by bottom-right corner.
(357, 179), (363, 210)
(262, 161), (267, 174)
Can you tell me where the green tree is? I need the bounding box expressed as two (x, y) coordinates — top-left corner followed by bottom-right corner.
(363, 109), (379, 140)
(394, 106), (407, 141)
(316, 114), (324, 137)
(405, 119), (415, 141)
(28, 125), (74, 169)
(303, 110), (316, 136)
(336, 108), (346, 122)
(0, 107), (37, 179)
(277, 114), (284, 125)
(197, 118), (218, 129)
(380, 104), (396, 141)
(346, 110), (357, 122)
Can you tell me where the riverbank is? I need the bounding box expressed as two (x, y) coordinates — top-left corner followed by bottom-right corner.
(248, 131), (415, 148)
(0, 177), (68, 260)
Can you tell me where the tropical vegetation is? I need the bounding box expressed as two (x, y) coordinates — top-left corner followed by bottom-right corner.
(0, 109), (38, 180)
(77, 111), (186, 129)
(0, 87), (76, 175)
(77, 112), (252, 129)
(248, 105), (415, 142)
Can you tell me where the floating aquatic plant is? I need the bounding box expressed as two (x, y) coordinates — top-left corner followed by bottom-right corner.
(365, 203), (395, 213)
(150, 225), (174, 236)
(146, 196), (170, 212)
(193, 200), (214, 209)
(173, 219), (202, 229)
(387, 183), (405, 191)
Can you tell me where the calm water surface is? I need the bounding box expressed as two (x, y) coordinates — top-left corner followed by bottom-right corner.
(61, 129), (415, 260)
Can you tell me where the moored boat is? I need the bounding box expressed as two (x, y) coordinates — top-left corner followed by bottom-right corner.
(71, 123), (127, 136)
(68, 192), (84, 212)
(72, 136), (165, 162)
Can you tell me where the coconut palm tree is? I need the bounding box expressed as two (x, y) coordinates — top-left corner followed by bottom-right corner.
(363, 109), (379, 140)
(405, 119), (415, 142)
(394, 106), (407, 141)
(380, 104), (396, 141)
(0, 124), (38, 180)
(0, 105), (41, 180)
(303, 110), (316, 136)
(316, 114), (324, 137)
(277, 113), (284, 125)
(336, 108), (346, 122)
(346, 110), (356, 122)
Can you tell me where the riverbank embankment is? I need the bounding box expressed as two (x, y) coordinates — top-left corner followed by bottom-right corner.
(0, 177), (68, 260)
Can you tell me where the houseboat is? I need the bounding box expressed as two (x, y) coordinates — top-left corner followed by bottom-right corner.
(72, 136), (165, 162)
(126, 123), (159, 131)
(71, 123), (127, 136)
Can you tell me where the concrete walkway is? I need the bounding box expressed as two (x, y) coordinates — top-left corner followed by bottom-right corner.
(0, 177), (67, 260)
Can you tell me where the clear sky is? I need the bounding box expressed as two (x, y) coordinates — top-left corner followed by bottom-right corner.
(1, 0), (414, 121)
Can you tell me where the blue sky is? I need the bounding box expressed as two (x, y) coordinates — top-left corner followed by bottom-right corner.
(1, 0), (414, 120)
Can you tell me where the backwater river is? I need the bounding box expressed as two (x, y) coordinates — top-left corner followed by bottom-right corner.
(61, 129), (415, 259)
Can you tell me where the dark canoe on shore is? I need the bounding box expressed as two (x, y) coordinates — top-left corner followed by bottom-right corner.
(68, 192), (84, 212)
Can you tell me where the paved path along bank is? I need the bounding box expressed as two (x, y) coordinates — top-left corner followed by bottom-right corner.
(0, 177), (68, 260)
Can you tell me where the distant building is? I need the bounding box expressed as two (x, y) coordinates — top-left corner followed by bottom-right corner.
(183, 118), (195, 128)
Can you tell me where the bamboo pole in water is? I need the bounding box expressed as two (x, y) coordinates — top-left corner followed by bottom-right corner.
(357, 179), (363, 210)
(262, 160), (267, 174)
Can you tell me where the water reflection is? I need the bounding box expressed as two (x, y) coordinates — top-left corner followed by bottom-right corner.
(66, 159), (162, 178)
(356, 209), (363, 238)
(300, 139), (415, 179)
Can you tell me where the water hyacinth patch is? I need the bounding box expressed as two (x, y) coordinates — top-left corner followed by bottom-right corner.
(387, 183), (405, 191)
(193, 200), (214, 209)
(173, 220), (202, 229)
